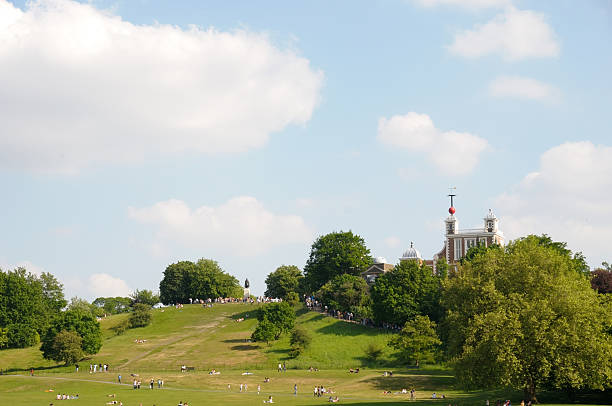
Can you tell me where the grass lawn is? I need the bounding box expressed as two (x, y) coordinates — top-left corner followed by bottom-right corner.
(0, 304), (609, 405)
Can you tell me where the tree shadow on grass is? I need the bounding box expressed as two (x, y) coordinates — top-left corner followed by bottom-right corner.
(316, 319), (384, 336)
(223, 339), (250, 343)
(229, 310), (258, 321)
(230, 344), (260, 351)
(363, 374), (456, 392)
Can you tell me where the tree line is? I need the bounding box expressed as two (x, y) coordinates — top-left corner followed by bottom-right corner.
(260, 231), (612, 402)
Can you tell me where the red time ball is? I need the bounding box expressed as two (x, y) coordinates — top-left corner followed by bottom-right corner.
(448, 206), (456, 215)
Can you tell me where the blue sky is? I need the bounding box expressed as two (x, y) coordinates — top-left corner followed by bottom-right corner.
(1, 0), (611, 299)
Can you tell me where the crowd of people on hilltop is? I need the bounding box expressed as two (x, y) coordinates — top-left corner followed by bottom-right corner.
(305, 296), (403, 331)
(173, 296), (283, 306)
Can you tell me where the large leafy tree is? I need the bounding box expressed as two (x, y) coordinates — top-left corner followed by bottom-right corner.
(303, 231), (372, 292)
(257, 302), (296, 339)
(389, 315), (441, 366)
(41, 309), (102, 359)
(0, 268), (63, 348)
(443, 236), (612, 402)
(264, 265), (303, 299)
(159, 259), (241, 304)
(316, 273), (370, 312)
(371, 260), (442, 325)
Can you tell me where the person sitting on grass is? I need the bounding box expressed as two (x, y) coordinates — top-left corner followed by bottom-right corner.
(329, 396), (339, 402)
(263, 395), (274, 403)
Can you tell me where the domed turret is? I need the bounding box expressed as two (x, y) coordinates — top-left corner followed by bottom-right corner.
(400, 242), (422, 261)
(374, 256), (388, 264)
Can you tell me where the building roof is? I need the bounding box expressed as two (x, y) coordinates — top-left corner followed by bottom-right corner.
(400, 242), (422, 260)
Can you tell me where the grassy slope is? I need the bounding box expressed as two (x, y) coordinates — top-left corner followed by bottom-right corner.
(0, 304), (609, 405)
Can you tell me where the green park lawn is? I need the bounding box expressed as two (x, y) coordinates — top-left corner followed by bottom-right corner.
(0, 304), (609, 405)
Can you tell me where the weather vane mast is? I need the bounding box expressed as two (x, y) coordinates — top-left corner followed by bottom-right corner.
(448, 186), (456, 215)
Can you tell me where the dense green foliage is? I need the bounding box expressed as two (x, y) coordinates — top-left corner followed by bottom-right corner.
(48, 330), (83, 365)
(41, 309), (102, 359)
(130, 289), (160, 306)
(251, 316), (276, 344)
(443, 236), (612, 401)
(92, 296), (132, 315)
(159, 258), (241, 304)
(303, 231), (372, 292)
(389, 315), (440, 366)
(128, 303), (153, 328)
(316, 273), (370, 313)
(0, 268), (66, 349)
(371, 260), (442, 325)
(289, 326), (312, 357)
(264, 265), (303, 299)
(256, 302), (296, 340)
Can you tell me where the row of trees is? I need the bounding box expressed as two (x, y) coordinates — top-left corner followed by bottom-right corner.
(159, 258), (242, 304)
(262, 231), (612, 401)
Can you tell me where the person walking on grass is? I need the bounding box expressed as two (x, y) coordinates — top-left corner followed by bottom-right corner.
(294, 384), (298, 396)
(118, 374), (121, 384)
(257, 384), (261, 395)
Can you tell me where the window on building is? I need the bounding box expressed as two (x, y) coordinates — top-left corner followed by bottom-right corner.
(466, 238), (477, 250)
(454, 239), (462, 260)
(478, 238), (487, 247)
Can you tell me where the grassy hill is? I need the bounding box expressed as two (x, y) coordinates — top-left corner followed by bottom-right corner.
(0, 303), (396, 373)
(1, 304), (609, 405)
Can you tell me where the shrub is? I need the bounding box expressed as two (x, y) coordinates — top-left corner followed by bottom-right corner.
(112, 319), (130, 335)
(49, 330), (83, 365)
(129, 304), (152, 328)
(289, 326), (312, 357)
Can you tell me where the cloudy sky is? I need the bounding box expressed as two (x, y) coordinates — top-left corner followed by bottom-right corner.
(1, 0), (610, 299)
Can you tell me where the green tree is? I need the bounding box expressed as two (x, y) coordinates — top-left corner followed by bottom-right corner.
(128, 303), (152, 328)
(6, 323), (40, 348)
(130, 289), (160, 306)
(48, 330), (83, 365)
(159, 259), (241, 304)
(0, 268), (51, 340)
(303, 231), (372, 292)
(257, 302), (296, 339)
(67, 297), (97, 315)
(264, 265), (303, 299)
(289, 326), (312, 357)
(41, 309), (102, 359)
(371, 260), (442, 325)
(39, 272), (67, 314)
(251, 316), (276, 345)
(389, 315), (441, 366)
(92, 296), (131, 314)
(443, 236), (612, 402)
(316, 273), (370, 312)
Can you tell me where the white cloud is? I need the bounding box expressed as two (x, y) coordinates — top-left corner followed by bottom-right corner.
(384, 236), (401, 248)
(489, 75), (561, 102)
(377, 112), (489, 175)
(128, 196), (314, 256)
(449, 6), (560, 61)
(87, 273), (132, 297)
(496, 142), (612, 267)
(0, 0), (323, 173)
(415, 0), (511, 10)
